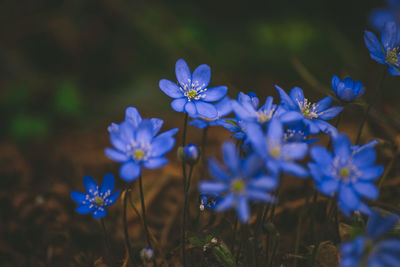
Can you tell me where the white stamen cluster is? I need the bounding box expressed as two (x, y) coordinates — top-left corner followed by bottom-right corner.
(125, 140), (152, 162)
(296, 98), (320, 119)
(82, 187), (113, 212)
(256, 108), (275, 123)
(331, 157), (361, 183)
(386, 47), (400, 66)
(284, 128), (306, 142)
(180, 78), (207, 101)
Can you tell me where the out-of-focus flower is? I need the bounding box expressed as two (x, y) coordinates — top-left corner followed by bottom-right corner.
(71, 174), (120, 219)
(190, 96), (233, 129)
(232, 92), (278, 126)
(181, 143), (200, 165)
(340, 211), (400, 267)
(275, 85), (343, 135)
(364, 21), (400, 75)
(369, 0), (400, 42)
(140, 248), (154, 263)
(331, 75), (365, 103)
(308, 134), (384, 216)
(199, 194), (219, 211)
(105, 107), (178, 182)
(245, 118), (309, 177)
(159, 59), (228, 119)
(199, 142), (277, 223)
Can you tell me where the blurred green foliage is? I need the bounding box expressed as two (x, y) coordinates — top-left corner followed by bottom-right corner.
(53, 80), (82, 117)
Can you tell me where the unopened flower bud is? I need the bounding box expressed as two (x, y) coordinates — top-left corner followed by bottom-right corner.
(140, 248), (154, 263)
(179, 143), (200, 165)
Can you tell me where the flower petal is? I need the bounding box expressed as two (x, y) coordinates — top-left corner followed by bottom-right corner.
(189, 119), (208, 129)
(75, 204), (94, 214)
(281, 142), (308, 160)
(135, 120), (154, 144)
(381, 21), (397, 49)
(125, 107), (142, 127)
(192, 64), (211, 89)
(215, 193), (235, 212)
(249, 176), (278, 190)
(203, 86), (227, 102)
(151, 118), (164, 136)
(222, 141), (240, 175)
(237, 196), (250, 223)
(92, 208), (107, 219)
(267, 118), (283, 144)
(319, 178), (339, 195)
(310, 146), (333, 166)
(364, 30), (385, 61)
(159, 79), (184, 98)
(151, 135), (175, 157)
(143, 157), (168, 169)
(315, 96), (333, 113)
(171, 98), (187, 112)
(175, 59), (191, 87)
(71, 191), (87, 205)
(105, 191), (120, 206)
(280, 161), (308, 178)
(289, 87), (304, 103)
(83, 176), (98, 195)
(318, 106), (343, 120)
(105, 148), (129, 162)
(199, 182), (229, 194)
(208, 158), (230, 181)
(360, 166), (384, 180)
(120, 161), (141, 182)
(195, 101), (217, 119)
(275, 85), (298, 110)
(353, 182), (378, 199)
(353, 147), (376, 168)
(333, 134), (351, 160)
(185, 101), (197, 117)
(100, 173), (115, 194)
(339, 185), (360, 210)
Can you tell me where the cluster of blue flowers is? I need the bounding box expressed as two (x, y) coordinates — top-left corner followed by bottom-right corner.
(70, 7), (400, 264)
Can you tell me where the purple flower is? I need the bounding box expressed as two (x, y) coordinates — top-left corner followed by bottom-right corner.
(159, 59), (228, 119)
(245, 118), (309, 177)
(189, 96), (233, 129)
(275, 85), (343, 135)
(71, 174), (120, 219)
(198, 142), (277, 223)
(308, 134), (384, 216)
(331, 75), (365, 103)
(340, 211), (400, 267)
(364, 21), (400, 75)
(105, 107), (178, 182)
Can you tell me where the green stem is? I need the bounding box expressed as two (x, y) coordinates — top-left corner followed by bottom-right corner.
(138, 176), (157, 267)
(378, 150), (397, 190)
(230, 216), (238, 252)
(181, 113), (189, 267)
(123, 188), (135, 267)
(355, 67), (386, 145)
(235, 224), (243, 266)
(182, 164), (194, 267)
(100, 218), (112, 265)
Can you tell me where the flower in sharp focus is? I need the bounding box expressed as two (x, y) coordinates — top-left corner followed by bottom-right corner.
(364, 21), (400, 75)
(159, 59), (228, 119)
(245, 118), (309, 177)
(340, 211), (400, 267)
(71, 174), (120, 219)
(189, 96), (233, 129)
(331, 75), (365, 103)
(198, 141), (278, 223)
(105, 107), (178, 182)
(275, 85), (343, 135)
(232, 92), (279, 126)
(308, 134), (384, 216)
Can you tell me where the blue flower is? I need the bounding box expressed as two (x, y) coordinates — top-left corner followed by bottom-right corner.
(189, 96), (233, 129)
(340, 211), (400, 267)
(308, 134), (384, 216)
(275, 85), (343, 135)
(71, 174), (120, 219)
(182, 143), (200, 164)
(105, 107), (178, 182)
(159, 59), (228, 119)
(283, 120), (316, 144)
(199, 194), (219, 211)
(331, 75), (365, 103)
(364, 21), (400, 75)
(232, 92), (279, 126)
(198, 141), (278, 223)
(369, 1), (400, 42)
(245, 118), (309, 177)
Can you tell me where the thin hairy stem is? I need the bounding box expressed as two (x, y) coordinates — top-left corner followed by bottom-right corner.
(138, 176), (157, 267)
(182, 164), (194, 267)
(123, 189), (135, 267)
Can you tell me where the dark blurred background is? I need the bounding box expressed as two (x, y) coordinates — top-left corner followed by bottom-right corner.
(1, 0), (399, 266)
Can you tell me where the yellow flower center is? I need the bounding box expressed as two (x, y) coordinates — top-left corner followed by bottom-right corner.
(187, 90), (197, 99)
(339, 167), (350, 178)
(270, 147), (281, 158)
(134, 149), (145, 161)
(94, 197), (103, 205)
(231, 179), (245, 193)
